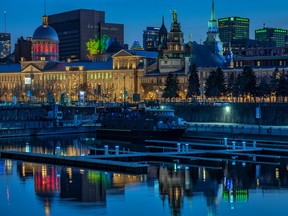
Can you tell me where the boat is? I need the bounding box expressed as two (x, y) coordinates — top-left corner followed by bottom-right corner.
(95, 104), (188, 141)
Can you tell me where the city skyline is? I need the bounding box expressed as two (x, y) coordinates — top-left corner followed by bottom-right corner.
(1, 0), (288, 51)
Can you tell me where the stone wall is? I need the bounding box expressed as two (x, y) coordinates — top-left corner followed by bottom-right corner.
(169, 103), (288, 126)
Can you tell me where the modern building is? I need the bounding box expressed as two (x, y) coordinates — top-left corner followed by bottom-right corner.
(143, 27), (160, 51)
(255, 27), (288, 47)
(48, 9), (124, 61)
(0, 33), (11, 59)
(218, 17), (250, 47)
(14, 37), (32, 62)
(204, 0), (223, 56)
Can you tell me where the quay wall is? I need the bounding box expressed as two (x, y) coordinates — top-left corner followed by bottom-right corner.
(0, 103), (287, 126)
(165, 103), (288, 126)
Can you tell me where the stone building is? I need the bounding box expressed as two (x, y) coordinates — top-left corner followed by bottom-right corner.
(0, 15), (157, 104)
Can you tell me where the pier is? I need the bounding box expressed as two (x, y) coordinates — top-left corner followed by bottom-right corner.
(2, 136), (288, 174)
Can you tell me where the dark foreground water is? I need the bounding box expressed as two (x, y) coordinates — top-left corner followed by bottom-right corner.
(0, 134), (288, 216)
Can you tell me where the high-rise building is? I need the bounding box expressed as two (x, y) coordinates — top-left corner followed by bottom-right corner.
(218, 17), (250, 45)
(143, 27), (160, 51)
(48, 9), (124, 61)
(0, 33), (11, 59)
(255, 27), (288, 47)
(14, 36), (32, 62)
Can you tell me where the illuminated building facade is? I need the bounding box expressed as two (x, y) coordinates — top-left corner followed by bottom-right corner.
(255, 27), (288, 47)
(48, 9), (124, 61)
(0, 33), (11, 59)
(0, 49), (158, 103)
(143, 27), (160, 51)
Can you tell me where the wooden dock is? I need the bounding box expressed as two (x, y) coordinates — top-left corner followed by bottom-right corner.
(0, 151), (148, 174)
(2, 138), (288, 174)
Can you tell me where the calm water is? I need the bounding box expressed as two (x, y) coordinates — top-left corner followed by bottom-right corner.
(0, 134), (288, 216)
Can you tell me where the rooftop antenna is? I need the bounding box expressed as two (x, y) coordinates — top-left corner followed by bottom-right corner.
(4, 11), (6, 33)
(263, 23), (265, 28)
(44, 0), (46, 15)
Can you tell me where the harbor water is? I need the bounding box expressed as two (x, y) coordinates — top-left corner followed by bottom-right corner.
(0, 133), (288, 216)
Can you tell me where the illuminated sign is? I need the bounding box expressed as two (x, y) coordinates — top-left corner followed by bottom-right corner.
(219, 18), (229, 22)
(25, 77), (31, 84)
(235, 18), (249, 22)
(275, 29), (287, 33)
(256, 29), (267, 33)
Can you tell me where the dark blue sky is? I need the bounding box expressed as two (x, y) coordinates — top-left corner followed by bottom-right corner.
(1, 0), (288, 49)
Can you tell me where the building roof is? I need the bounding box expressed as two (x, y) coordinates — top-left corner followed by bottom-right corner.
(0, 63), (21, 72)
(33, 16), (59, 41)
(64, 61), (113, 70)
(191, 42), (225, 67)
(125, 49), (158, 59)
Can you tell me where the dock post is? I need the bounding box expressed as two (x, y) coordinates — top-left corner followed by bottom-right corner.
(224, 138), (227, 146)
(177, 143), (181, 153)
(253, 141), (257, 148)
(104, 145), (109, 156)
(185, 144), (189, 152)
(115, 146), (119, 155)
(232, 141), (236, 150)
(182, 144), (185, 152)
(242, 141), (246, 150)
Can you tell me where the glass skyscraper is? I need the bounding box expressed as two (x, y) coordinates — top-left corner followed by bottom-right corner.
(218, 17), (250, 44)
(143, 27), (160, 51)
(255, 28), (288, 47)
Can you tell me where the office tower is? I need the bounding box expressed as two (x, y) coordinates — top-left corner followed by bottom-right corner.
(14, 36), (32, 62)
(218, 17), (250, 44)
(0, 33), (11, 59)
(48, 9), (124, 61)
(255, 27), (288, 47)
(143, 27), (160, 51)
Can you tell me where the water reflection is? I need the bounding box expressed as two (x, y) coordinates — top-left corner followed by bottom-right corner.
(1, 134), (288, 216)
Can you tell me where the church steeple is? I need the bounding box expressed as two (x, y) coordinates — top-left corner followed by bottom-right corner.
(204, 0), (223, 56)
(210, 0), (216, 21)
(158, 15), (167, 49)
(208, 0), (218, 32)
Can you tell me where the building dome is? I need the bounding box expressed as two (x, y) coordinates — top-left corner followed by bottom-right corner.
(33, 25), (59, 41)
(32, 15), (58, 41)
(32, 16), (59, 61)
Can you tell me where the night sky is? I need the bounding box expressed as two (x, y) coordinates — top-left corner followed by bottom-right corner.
(1, 0), (288, 50)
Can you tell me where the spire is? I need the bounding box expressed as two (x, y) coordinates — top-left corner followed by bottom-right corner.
(162, 16), (164, 26)
(210, 0), (216, 21)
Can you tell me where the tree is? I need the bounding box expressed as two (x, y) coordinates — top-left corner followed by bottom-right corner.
(186, 63), (200, 100)
(162, 72), (180, 101)
(270, 68), (281, 102)
(227, 73), (234, 100)
(256, 77), (271, 102)
(277, 72), (288, 102)
(0, 85), (8, 101)
(204, 67), (226, 99)
(239, 66), (256, 102)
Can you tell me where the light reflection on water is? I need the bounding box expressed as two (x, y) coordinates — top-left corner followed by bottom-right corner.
(0, 133), (288, 216)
